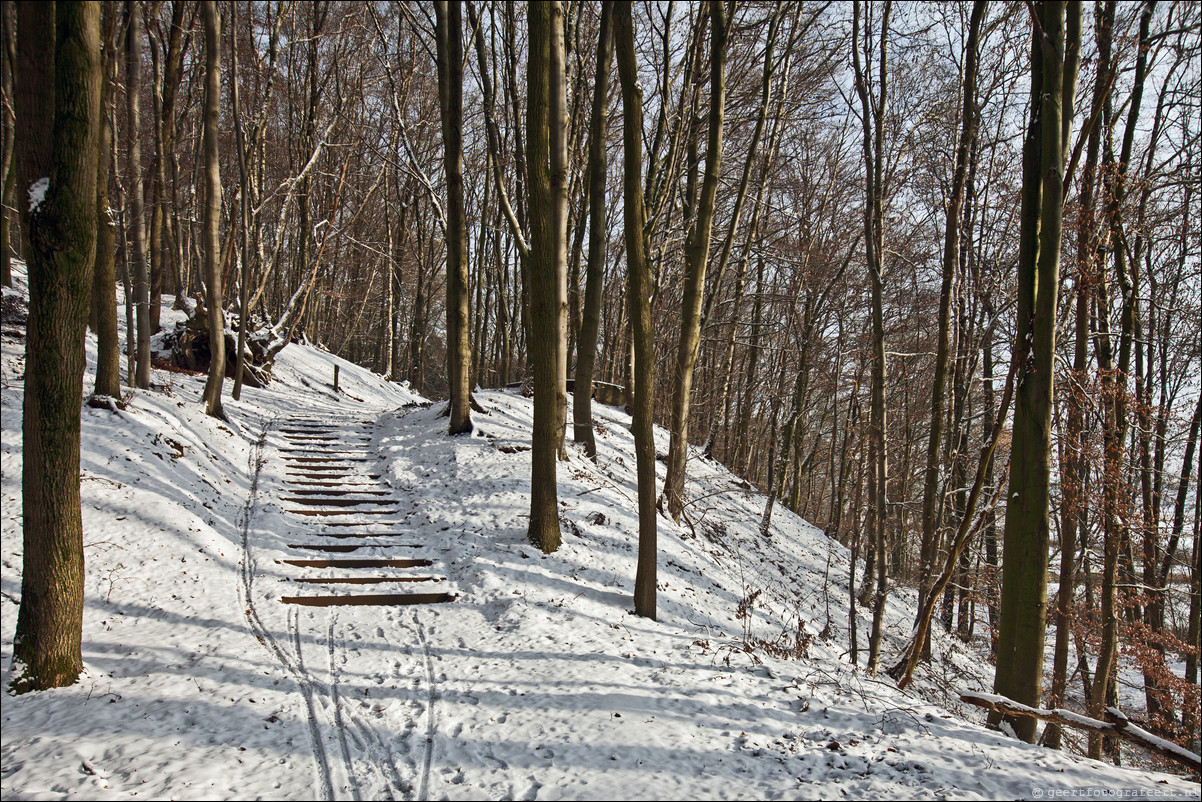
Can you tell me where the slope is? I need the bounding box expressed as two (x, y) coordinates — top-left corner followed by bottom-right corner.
(1, 267), (1197, 800)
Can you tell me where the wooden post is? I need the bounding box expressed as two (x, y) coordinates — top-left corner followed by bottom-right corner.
(333, 365), (339, 393)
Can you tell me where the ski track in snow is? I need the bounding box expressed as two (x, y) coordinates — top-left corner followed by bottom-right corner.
(0, 265), (1198, 801)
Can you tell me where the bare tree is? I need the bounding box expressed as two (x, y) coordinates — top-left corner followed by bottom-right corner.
(615, 0), (657, 620)
(90, 3), (120, 401)
(662, 0), (726, 523)
(991, 0), (1079, 744)
(200, 0), (224, 418)
(13, 0), (100, 693)
(125, 0), (150, 389)
(571, 0), (613, 459)
(851, 0), (892, 676)
(435, 0), (473, 434)
(526, 0), (568, 552)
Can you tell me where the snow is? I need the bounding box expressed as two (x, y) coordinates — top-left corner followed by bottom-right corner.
(27, 178), (49, 214)
(2, 264), (1198, 800)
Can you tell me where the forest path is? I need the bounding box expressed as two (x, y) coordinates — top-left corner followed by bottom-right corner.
(239, 405), (454, 800)
(273, 414), (455, 607)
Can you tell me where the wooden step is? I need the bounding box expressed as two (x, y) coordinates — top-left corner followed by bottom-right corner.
(280, 592), (456, 607)
(285, 488), (391, 496)
(287, 507), (400, 517)
(287, 531), (416, 539)
(286, 543), (421, 552)
(279, 557), (432, 568)
(283, 481), (382, 489)
(282, 434), (371, 440)
(292, 576), (437, 584)
(281, 455), (369, 463)
(286, 465), (357, 472)
(282, 496), (395, 507)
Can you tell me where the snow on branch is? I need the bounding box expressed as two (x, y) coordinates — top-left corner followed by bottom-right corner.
(960, 691), (1201, 774)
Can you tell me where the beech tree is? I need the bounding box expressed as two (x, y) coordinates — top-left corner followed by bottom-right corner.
(991, 0), (1079, 744)
(662, 0), (726, 523)
(125, 0), (150, 389)
(89, 4), (119, 402)
(525, 0), (568, 553)
(614, 0), (657, 620)
(435, 0), (472, 435)
(199, 0), (224, 419)
(571, 0), (612, 459)
(851, 0), (892, 677)
(13, 0), (99, 693)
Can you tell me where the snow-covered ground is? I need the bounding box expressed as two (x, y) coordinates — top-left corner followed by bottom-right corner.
(2, 267), (1198, 800)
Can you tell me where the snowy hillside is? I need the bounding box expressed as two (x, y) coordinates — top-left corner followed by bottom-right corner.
(2, 271), (1198, 800)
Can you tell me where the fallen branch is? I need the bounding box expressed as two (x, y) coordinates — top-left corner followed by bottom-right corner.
(960, 691), (1201, 774)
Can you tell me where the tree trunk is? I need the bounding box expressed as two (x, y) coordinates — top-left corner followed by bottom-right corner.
(155, 1), (184, 299)
(1047, 1), (1107, 747)
(615, 0), (657, 621)
(1186, 483), (1200, 743)
(525, 0), (563, 553)
(13, 0), (99, 694)
(125, 0), (150, 389)
(571, 0), (612, 459)
(1090, 0), (1150, 760)
(852, 0), (892, 677)
(549, 0), (569, 456)
(14, 2), (53, 268)
(917, 0), (984, 651)
(200, 0), (224, 418)
(663, 0), (726, 523)
(435, 1), (473, 434)
(91, 5), (120, 400)
(0, 4), (16, 287)
(991, 0), (1077, 744)
(230, 0), (250, 401)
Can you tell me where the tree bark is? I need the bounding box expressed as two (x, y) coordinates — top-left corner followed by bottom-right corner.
(916, 0), (985, 650)
(90, 5), (119, 400)
(663, 0), (726, 523)
(852, 0), (891, 677)
(435, 1), (473, 434)
(615, 0), (657, 621)
(1047, 0), (1108, 749)
(1089, 0), (1151, 760)
(0, 4), (16, 286)
(571, 0), (612, 459)
(199, 1), (223, 418)
(13, 0), (99, 694)
(991, 0), (1077, 744)
(14, 2), (53, 268)
(526, 0), (563, 553)
(125, 0), (150, 389)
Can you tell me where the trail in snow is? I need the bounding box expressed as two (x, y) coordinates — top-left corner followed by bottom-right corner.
(1, 262), (1197, 800)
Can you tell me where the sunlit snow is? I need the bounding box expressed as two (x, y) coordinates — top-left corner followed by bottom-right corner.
(1, 263), (1197, 800)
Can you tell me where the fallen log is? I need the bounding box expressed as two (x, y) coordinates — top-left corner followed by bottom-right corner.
(960, 691), (1201, 774)
(166, 295), (268, 388)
